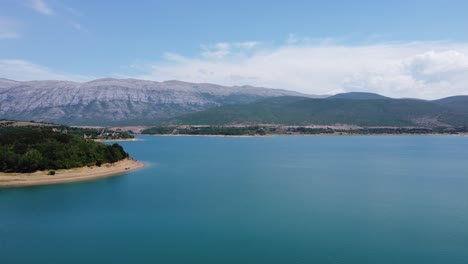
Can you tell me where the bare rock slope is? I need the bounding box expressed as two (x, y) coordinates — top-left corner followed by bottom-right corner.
(0, 78), (310, 125)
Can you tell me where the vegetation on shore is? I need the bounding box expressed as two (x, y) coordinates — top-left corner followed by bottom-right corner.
(143, 126), (271, 136)
(0, 120), (134, 140)
(0, 126), (129, 173)
(142, 125), (468, 136)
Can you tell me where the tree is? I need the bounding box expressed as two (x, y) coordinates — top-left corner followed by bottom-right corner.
(18, 149), (44, 172)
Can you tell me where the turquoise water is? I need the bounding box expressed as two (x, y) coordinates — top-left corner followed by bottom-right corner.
(1, 135), (468, 263)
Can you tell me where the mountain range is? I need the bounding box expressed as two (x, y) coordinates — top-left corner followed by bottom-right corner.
(1, 78), (467, 127)
(165, 93), (468, 127)
(0, 78), (310, 125)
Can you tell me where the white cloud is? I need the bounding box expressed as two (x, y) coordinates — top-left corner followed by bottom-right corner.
(28, 0), (53, 16)
(3, 39), (468, 100)
(137, 40), (468, 99)
(0, 18), (20, 39)
(404, 50), (468, 81)
(0, 59), (91, 81)
(342, 48), (468, 99)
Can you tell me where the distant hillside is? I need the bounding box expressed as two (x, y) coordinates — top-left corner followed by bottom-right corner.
(0, 78), (312, 125)
(328, 92), (390, 100)
(433, 96), (468, 113)
(165, 96), (468, 127)
(0, 120), (134, 140)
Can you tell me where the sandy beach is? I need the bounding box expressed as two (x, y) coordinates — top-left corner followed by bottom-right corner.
(0, 158), (145, 188)
(93, 138), (142, 142)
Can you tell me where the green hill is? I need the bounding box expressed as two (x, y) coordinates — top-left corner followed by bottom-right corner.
(328, 92), (390, 100)
(163, 95), (468, 127)
(433, 96), (468, 114)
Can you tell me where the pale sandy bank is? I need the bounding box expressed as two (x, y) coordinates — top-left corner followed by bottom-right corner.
(93, 138), (142, 142)
(0, 158), (145, 188)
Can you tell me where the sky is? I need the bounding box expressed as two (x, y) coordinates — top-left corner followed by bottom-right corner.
(1, 0), (468, 99)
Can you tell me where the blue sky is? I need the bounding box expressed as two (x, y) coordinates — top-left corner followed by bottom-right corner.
(1, 0), (468, 98)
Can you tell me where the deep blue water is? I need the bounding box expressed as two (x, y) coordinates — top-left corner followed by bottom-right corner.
(1, 135), (468, 263)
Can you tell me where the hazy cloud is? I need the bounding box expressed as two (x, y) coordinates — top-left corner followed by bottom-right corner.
(200, 41), (260, 59)
(0, 32), (19, 39)
(138, 41), (468, 99)
(70, 21), (82, 31)
(0, 59), (91, 81)
(0, 18), (20, 39)
(25, 1), (85, 32)
(28, 0), (54, 15)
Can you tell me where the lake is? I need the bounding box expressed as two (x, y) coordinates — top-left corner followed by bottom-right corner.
(1, 135), (468, 263)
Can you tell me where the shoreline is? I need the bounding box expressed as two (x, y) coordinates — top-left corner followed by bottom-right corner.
(93, 138), (142, 142)
(143, 133), (468, 137)
(0, 158), (145, 188)
(146, 134), (271, 138)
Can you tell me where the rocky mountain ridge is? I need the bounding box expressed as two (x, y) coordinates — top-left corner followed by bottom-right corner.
(0, 78), (312, 125)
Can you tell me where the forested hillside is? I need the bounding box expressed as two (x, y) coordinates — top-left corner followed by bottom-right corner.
(164, 96), (468, 127)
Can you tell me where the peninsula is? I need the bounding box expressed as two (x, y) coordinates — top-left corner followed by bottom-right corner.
(0, 123), (144, 188)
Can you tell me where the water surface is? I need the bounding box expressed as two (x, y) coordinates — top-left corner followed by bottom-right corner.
(1, 136), (468, 263)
